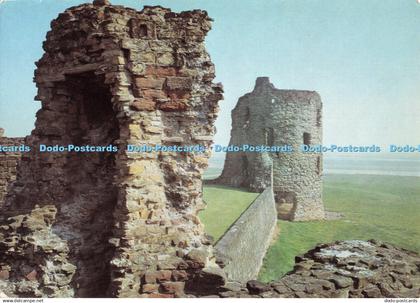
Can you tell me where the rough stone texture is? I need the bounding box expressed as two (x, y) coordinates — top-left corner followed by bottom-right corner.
(0, 1), (223, 298)
(0, 132), (25, 208)
(214, 77), (324, 221)
(216, 240), (420, 298)
(215, 186), (277, 283)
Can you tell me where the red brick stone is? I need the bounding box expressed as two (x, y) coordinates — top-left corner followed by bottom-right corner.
(167, 91), (191, 101)
(130, 99), (156, 111)
(135, 77), (165, 90)
(172, 270), (188, 281)
(143, 272), (157, 284)
(156, 270), (172, 282)
(159, 102), (188, 112)
(0, 270), (9, 280)
(143, 89), (167, 100)
(142, 283), (159, 293)
(145, 66), (179, 77)
(25, 270), (37, 281)
(161, 281), (185, 296)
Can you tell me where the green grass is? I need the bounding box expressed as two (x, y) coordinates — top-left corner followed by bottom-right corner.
(200, 185), (259, 242)
(258, 174), (420, 282)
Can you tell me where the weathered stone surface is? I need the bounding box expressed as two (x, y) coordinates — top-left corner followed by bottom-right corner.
(185, 266), (227, 295)
(212, 77), (324, 221)
(215, 186), (277, 283)
(246, 280), (271, 294)
(0, 134), (25, 208)
(212, 240), (420, 298)
(0, 0), (223, 298)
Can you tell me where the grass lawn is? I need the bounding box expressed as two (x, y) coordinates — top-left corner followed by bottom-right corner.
(258, 174), (420, 282)
(200, 185), (259, 242)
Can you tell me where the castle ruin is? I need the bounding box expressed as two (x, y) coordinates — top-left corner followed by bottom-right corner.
(0, 1), (224, 297)
(1, 1), (419, 299)
(215, 77), (325, 221)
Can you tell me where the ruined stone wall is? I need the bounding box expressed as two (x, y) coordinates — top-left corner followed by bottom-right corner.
(215, 240), (420, 298)
(214, 77), (324, 221)
(0, 130), (24, 208)
(0, 1), (223, 298)
(215, 186), (277, 283)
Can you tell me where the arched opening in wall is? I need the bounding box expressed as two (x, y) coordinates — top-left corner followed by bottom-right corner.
(53, 72), (119, 297)
(138, 24), (148, 37)
(264, 127), (274, 146)
(274, 191), (296, 220)
(303, 132), (311, 145)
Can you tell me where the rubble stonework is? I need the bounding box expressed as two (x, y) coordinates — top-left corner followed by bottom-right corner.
(214, 240), (420, 298)
(0, 1), (223, 298)
(214, 77), (324, 221)
(0, 131), (24, 208)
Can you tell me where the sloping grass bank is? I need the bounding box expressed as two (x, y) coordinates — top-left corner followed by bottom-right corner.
(200, 185), (258, 242)
(258, 174), (420, 282)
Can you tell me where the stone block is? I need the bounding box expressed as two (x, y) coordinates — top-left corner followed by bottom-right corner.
(0, 270), (9, 280)
(161, 281), (185, 296)
(130, 99), (156, 111)
(128, 162), (145, 175)
(142, 89), (167, 100)
(156, 270), (172, 282)
(171, 270), (188, 281)
(247, 280), (270, 295)
(142, 283), (159, 293)
(165, 77), (192, 91)
(135, 78), (165, 90)
(25, 270), (37, 281)
(186, 249), (208, 266)
(157, 53), (174, 65)
(158, 101), (188, 111)
(129, 124), (142, 139)
(145, 66), (178, 77)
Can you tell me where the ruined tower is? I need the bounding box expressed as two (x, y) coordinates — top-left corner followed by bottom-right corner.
(0, 1), (224, 297)
(215, 77), (324, 221)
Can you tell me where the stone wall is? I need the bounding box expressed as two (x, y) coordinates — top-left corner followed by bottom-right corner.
(214, 77), (324, 221)
(215, 186), (277, 283)
(0, 130), (24, 208)
(0, 1), (224, 298)
(215, 240), (420, 298)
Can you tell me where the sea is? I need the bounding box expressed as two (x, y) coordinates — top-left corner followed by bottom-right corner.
(206, 153), (420, 177)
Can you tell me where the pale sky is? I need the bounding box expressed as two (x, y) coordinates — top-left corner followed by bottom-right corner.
(0, 0), (419, 147)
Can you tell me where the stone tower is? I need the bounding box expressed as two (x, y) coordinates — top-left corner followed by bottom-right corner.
(215, 77), (324, 221)
(0, 1), (224, 298)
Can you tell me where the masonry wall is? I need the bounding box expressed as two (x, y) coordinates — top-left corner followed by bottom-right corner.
(215, 186), (277, 283)
(0, 1), (223, 298)
(0, 134), (24, 208)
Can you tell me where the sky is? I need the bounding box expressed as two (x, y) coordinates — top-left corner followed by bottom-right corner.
(0, 0), (419, 147)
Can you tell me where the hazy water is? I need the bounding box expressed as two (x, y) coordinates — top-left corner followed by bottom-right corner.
(324, 157), (420, 177)
(207, 153), (420, 177)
